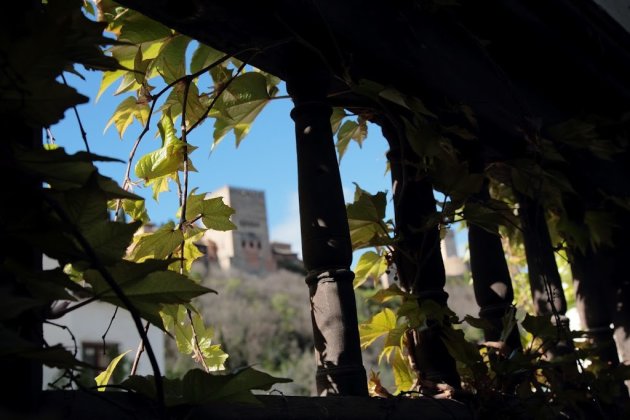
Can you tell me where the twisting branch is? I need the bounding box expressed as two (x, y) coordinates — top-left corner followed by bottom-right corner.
(187, 309), (211, 373)
(130, 321), (151, 375)
(40, 193), (165, 412)
(184, 57), (251, 134)
(178, 77), (192, 272)
(102, 306), (119, 349)
(45, 320), (78, 357)
(61, 73), (90, 154)
(114, 50), (246, 215)
(177, 77), (211, 374)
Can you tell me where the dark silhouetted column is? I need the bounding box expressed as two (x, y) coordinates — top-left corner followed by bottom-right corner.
(286, 49), (367, 396)
(518, 195), (572, 357)
(381, 119), (460, 388)
(468, 184), (521, 352)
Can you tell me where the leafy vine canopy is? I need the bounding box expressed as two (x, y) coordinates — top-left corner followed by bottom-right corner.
(1, 0), (291, 403)
(2, 0), (630, 413)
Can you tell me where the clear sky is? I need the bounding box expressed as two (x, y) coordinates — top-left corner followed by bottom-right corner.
(53, 66), (394, 260)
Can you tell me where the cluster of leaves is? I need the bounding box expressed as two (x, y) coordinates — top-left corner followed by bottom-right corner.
(337, 83), (629, 414)
(2, 0), (290, 408)
(358, 279), (630, 417)
(91, 0), (285, 382)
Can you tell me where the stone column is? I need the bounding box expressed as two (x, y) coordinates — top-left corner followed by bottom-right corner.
(468, 183), (521, 352)
(381, 119), (461, 387)
(518, 195), (572, 357)
(286, 50), (367, 396)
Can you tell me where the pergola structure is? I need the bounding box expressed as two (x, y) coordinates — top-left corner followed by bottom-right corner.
(5, 0), (630, 418)
(114, 0), (630, 395)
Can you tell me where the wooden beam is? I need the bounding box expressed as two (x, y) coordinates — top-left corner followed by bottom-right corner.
(37, 391), (475, 420)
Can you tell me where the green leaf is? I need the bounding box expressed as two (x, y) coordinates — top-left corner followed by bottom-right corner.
(105, 96), (150, 138)
(369, 283), (409, 303)
(330, 107), (346, 134)
(353, 251), (388, 288)
(132, 221), (184, 260)
(348, 184), (387, 222)
(180, 191), (235, 231)
(82, 220), (141, 265)
(15, 147), (120, 190)
(148, 175), (171, 201)
(96, 175), (142, 201)
(5, 262), (82, 302)
(190, 43), (225, 74)
(117, 11), (171, 45)
(391, 347), (415, 393)
(153, 35), (191, 84)
(336, 118), (367, 161)
(161, 82), (207, 128)
(346, 184), (391, 250)
(213, 72), (274, 147)
(441, 327), (485, 376)
(1, 79), (88, 126)
(97, 69), (126, 101)
(95, 350), (131, 390)
(160, 305), (226, 370)
(200, 197), (237, 231)
(110, 270), (212, 303)
(122, 368), (291, 406)
(463, 315), (494, 331)
(0, 326), (89, 369)
(521, 313), (556, 340)
(359, 308), (398, 349)
(378, 87), (437, 119)
(135, 113), (197, 182)
(134, 139), (196, 181)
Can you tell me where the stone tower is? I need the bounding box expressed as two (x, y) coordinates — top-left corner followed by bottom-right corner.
(203, 186), (276, 275)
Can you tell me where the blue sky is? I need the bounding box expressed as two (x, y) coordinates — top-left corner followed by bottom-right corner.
(53, 67), (393, 259)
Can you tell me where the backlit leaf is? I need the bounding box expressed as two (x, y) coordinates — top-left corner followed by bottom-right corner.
(95, 350), (131, 390)
(213, 72), (274, 147)
(190, 43), (225, 74)
(391, 347), (415, 393)
(353, 251), (388, 288)
(105, 96), (150, 138)
(359, 308), (397, 348)
(132, 221), (183, 260)
(336, 117), (367, 161)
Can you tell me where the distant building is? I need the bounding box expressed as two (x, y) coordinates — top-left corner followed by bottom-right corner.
(203, 186), (277, 275)
(271, 241), (305, 274)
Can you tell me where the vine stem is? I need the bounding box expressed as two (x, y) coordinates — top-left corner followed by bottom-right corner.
(61, 73), (90, 154)
(184, 56), (251, 135)
(179, 78), (192, 273)
(178, 77), (211, 374)
(40, 193), (165, 413)
(130, 321), (151, 375)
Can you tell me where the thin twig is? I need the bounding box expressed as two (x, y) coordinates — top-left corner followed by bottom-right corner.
(45, 320), (78, 357)
(178, 78), (192, 273)
(45, 127), (57, 145)
(61, 73), (90, 153)
(48, 293), (105, 319)
(178, 78), (210, 373)
(130, 321), (151, 375)
(101, 306), (119, 349)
